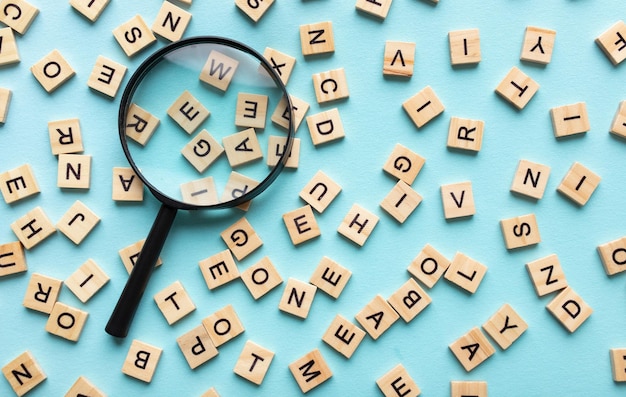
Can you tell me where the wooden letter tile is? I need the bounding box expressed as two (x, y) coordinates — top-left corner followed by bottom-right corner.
(152, 1), (192, 42)
(121, 340), (162, 383)
(87, 55), (127, 98)
(180, 177), (219, 206)
(0, 28), (19, 66)
(321, 314), (365, 359)
(30, 49), (75, 93)
(546, 286), (592, 333)
(610, 348), (626, 382)
(240, 256), (283, 300)
(278, 278), (317, 319)
(233, 340), (274, 385)
(383, 143), (425, 185)
(57, 200), (100, 245)
(449, 327), (495, 372)
(266, 135), (300, 169)
(0, 163), (40, 204)
(200, 50), (239, 92)
(112, 15), (156, 57)
(48, 118), (84, 155)
(550, 102), (590, 138)
(312, 68), (349, 104)
(236, 92), (269, 129)
(355, 294), (399, 340)
(264, 47), (297, 86)
(521, 26), (556, 64)
(383, 41), (415, 77)
(235, 0), (275, 22)
(118, 239), (162, 274)
(0, 0), (38, 34)
(70, 0), (110, 22)
(283, 205), (321, 245)
(65, 376), (106, 397)
(23, 273), (62, 314)
(1, 351), (46, 397)
(271, 94), (309, 132)
(495, 66), (539, 110)
(403, 86), (445, 129)
(525, 254), (567, 297)
(288, 348), (332, 393)
(202, 304), (245, 347)
(0, 87), (10, 124)
(201, 388), (220, 397)
(441, 181), (475, 219)
(176, 324), (218, 369)
(356, 0), (393, 20)
(125, 103), (160, 146)
(154, 280), (196, 325)
(449, 28), (481, 65)
(376, 364), (420, 397)
(45, 302), (89, 342)
(338, 204), (379, 246)
(11, 207), (56, 249)
(450, 381), (488, 397)
(181, 129), (224, 173)
(112, 167), (144, 201)
(309, 256), (351, 299)
(387, 278), (431, 323)
(610, 101), (626, 139)
(556, 161), (601, 206)
(596, 20), (626, 66)
(510, 159), (551, 200)
(65, 259), (110, 303)
(299, 170), (341, 213)
(0, 241), (27, 278)
(300, 22), (334, 56)
(407, 243), (450, 288)
(500, 213), (541, 250)
(482, 303), (528, 350)
(221, 171), (259, 209)
(381, 180), (422, 223)
(447, 117), (485, 152)
(305, 108), (345, 146)
(199, 249), (239, 290)
(598, 236), (626, 276)
(444, 252), (487, 294)
(168, 90), (210, 134)
(222, 128), (263, 167)
(57, 154), (91, 189)
(220, 217), (263, 261)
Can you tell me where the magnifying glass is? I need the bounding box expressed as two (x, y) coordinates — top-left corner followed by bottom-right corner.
(105, 37), (294, 338)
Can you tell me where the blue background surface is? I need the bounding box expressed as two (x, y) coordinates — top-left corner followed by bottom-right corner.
(1, 1), (626, 395)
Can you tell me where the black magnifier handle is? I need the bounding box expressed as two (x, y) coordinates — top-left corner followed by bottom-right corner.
(106, 204), (178, 338)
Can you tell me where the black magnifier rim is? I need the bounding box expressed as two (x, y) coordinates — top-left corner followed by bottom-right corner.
(118, 36), (294, 211)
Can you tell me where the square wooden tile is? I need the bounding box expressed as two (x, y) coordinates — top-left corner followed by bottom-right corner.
(167, 90), (210, 134)
(65, 376), (106, 397)
(152, 1), (192, 42)
(233, 340), (274, 385)
(181, 129), (224, 173)
(450, 380), (488, 397)
(444, 252), (487, 294)
(546, 286), (593, 333)
(288, 349), (332, 393)
(305, 108), (345, 146)
(154, 280), (196, 325)
(0, 27), (19, 66)
(407, 243), (450, 288)
(263, 47), (296, 86)
(65, 258), (110, 303)
(271, 94), (309, 132)
(595, 20), (626, 65)
(383, 41), (415, 77)
(87, 55), (127, 98)
(266, 135), (300, 169)
(222, 128), (263, 167)
(309, 256), (351, 299)
(610, 348), (626, 382)
(495, 66), (539, 110)
(337, 204), (379, 246)
(283, 205), (321, 245)
(118, 239), (162, 274)
(383, 143), (425, 185)
(201, 388), (220, 397)
(1, 351), (46, 397)
(31, 49), (75, 93)
(526, 254), (568, 296)
(112, 15), (156, 57)
(0, 86), (11, 123)
(57, 200), (100, 245)
(180, 177), (219, 206)
(124, 103), (160, 146)
(500, 213), (541, 250)
(23, 273), (62, 314)
(299, 170), (342, 213)
(610, 101), (626, 139)
(381, 180), (422, 224)
(403, 86), (445, 128)
(176, 324), (218, 369)
(202, 304), (245, 347)
(377, 364), (420, 397)
(0, 163), (40, 204)
(312, 68), (349, 104)
(0, 241), (27, 278)
(510, 159), (551, 200)
(235, 92), (269, 129)
(11, 206), (56, 249)
(112, 167), (144, 201)
(235, 0), (274, 22)
(321, 314), (365, 359)
(48, 118), (84, 155)
(45, 302), (89, 342)
(70, 0), (110, 22)
(221, 171), (259, 207)
(57, 154), (91, 189)
(447, 117), (484, 152)
(550, 102), (590, 138)
(278, 278), (317, 319)
(0, 0), (38, 34)
(482, 303), (528, 350)
(200, 50), (239, 92)
(387, 278), (431, 323)
(355, 294), (399, 340)
(199, 249), (239, 290)
(300, 21), (334, 56)
(441, 181), (475, 219)
(240, 256), (283, 300)
(121, 339), (162, 383)
(449, 327), (495, 372)
(598, 236), (626, 276)
(556, 161), (601, 206)
(220, 217), (262, 260)
(521, 26), (556, 64)
(449, 28), (481, 65)
(356, 0), (393, 19)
